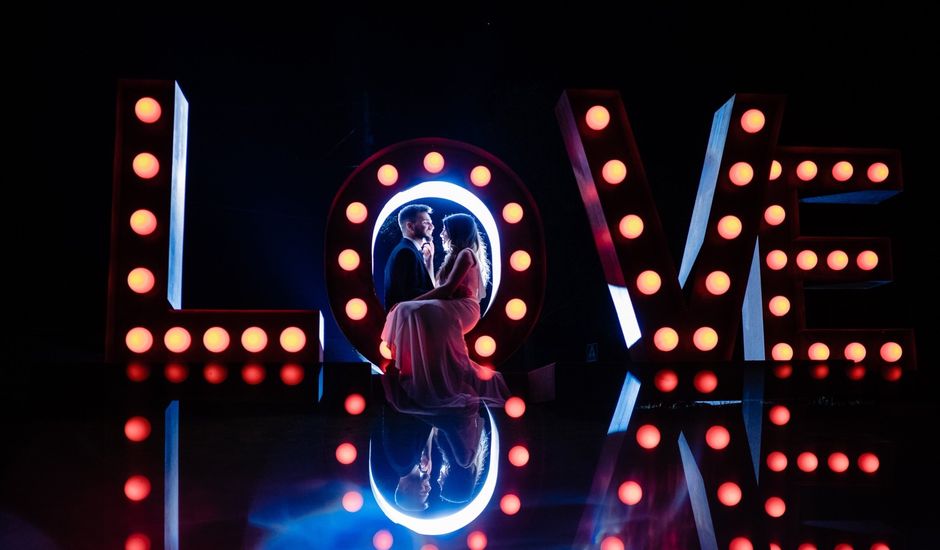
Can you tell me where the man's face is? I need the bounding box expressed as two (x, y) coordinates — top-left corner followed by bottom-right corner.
(408, 212), (434, 240)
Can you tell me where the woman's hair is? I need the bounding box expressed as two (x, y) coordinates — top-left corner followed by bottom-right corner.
(436, 213), (490, 298)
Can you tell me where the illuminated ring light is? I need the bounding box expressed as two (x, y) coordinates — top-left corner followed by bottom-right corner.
(369, 408), (499, 535)
(325, 138), (546, 369)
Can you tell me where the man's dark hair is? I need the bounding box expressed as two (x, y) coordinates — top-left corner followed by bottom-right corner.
(398, 204), (432, 232)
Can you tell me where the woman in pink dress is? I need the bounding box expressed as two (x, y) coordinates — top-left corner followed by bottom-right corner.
(381, 213), (510, 415)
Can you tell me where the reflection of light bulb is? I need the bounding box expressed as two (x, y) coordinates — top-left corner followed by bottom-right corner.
(369, 408), (500, 535)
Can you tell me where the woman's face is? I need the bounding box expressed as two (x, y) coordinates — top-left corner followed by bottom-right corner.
(441, 226), (450, 250)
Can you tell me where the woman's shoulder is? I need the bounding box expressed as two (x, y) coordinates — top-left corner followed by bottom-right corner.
(457, 247), (477, 264)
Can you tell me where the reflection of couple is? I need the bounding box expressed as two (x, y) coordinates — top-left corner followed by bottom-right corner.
(380, 405), (490, 510)
(377, 203), (508, 512)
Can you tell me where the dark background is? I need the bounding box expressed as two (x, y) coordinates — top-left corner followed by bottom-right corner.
(10, 3), (937, 547)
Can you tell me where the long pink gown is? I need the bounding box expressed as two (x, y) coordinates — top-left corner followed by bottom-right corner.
(381, 252), (510, 414)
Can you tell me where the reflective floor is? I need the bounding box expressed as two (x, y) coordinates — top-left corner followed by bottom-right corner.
(1, 361), (935, 549)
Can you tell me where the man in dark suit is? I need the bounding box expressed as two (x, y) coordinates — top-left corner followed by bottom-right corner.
(383, 204), (435, 310)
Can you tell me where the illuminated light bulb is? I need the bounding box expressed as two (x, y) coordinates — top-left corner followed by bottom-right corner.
(467, 531), (487, 550)
(127, 267), (155, 293)
(345, 298), (368, 321)
(336, 442), (357, 464)
(618, 481), (643, 505)
(279, 327), (306, 352)
(769, 405), (790, 426)
(124, 417), (151, 442)
(134, 97), (161, 123)
(508, 445), (529, 466)
(770, 160), (782, 180)
(129, 209), (157, 235)
(766, 249), (787, 270)
(694, 370), (718, 393)
(796, 160), (818, 181)
(602, 159), (627, 184)
(808, 342), (830, 360)
(510, 250), (531, 271)
(132, 153), (159, 179)
(767, 451), (787, 472)
(600, 536), (624, 550)
(505, 396), (526, 418)
(636, 270), (662, 295)
(164, 327), (191, 353)
(345, 393), (366, 415)
(654, 369), (678, 392)
(880, 341), (902, 362)
(844, 342), (866, 362)
(740, 108), (766, 133)
(585, 105), (610, 130)
(717, 482), (742, 506)
(423, 152), (444, 173)
(338, 249), (360, 271)
(867, 162), (889, 183)
(125, 327), (153, 354)
(706, 425), (730, 450)
(379, 341), (393, 360)
(241, 327), (268, 352)
(618, 214), (644, 239)
(771, 343), (793, 360)
(654, 327), (679, 351)
(280, 364), (304, 385)
(475, 335), (497, 357)
(342, 491), (363, 512)
(730, 538), (754, 550)
(199, 326), (229, 353)
(636, 424), (661, 449)
(827, 250), (849, 270)
(765, 496), (786, 517)
(124, 475), (151, 501)
(832, 161), (854, 181)
(828, 452), (850, 473)
(470, 165), (492, 187)
(377, 164), (398, 186)
(373, 530), (393, 550)
(500, 493), (521, 515)
(505, 298), (527, 320)
(857, 250), (879, 270)
(729, 162), (754, 186)
(718, 215), (742, 239)
(796, 250), (818, 270)
(705, 271), (731, 295)
(797, 452), (818, 472)
(693, 329), (719, 352)
(768, 295), (790, 316)
(858, 452), (880, 474)
(764, 205), (786, 226)
(502, 202), (524, 224)
(346, 202), (367, 224)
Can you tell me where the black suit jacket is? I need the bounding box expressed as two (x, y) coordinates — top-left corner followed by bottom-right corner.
(384, 238), (433, 310)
